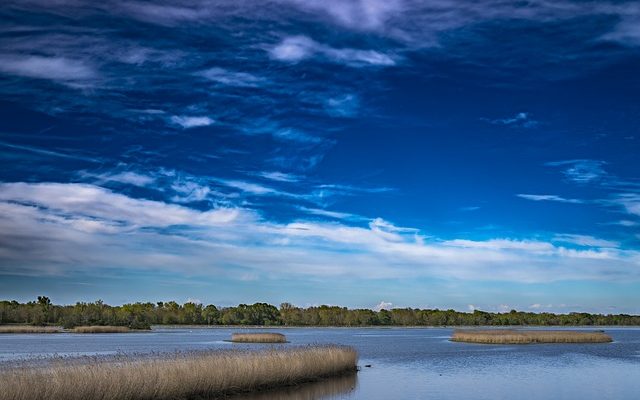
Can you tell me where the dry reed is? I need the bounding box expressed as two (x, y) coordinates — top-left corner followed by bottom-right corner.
(72, 326), (133, 333)
(0, 345), (358, 400)
(0, 326), (61, 334)
(451, 329), (613, 344)
(231, 332), (288, 343)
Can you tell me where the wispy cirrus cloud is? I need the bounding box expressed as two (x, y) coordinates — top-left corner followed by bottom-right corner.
(170, 115), (215, 129)
(254, 171), (301, 183)
(79, 170), (156, 187)
(482, 112), (539, 128)
(282, 0), (403, 31)
(324, 94), (360, 117)
(297, 206), (363, 221)
(197, 67), (265, 87)
(269, 35), (396, 67)
(0, 55), (98, 87)
(517, 194), (585, 204)
(545, 159), (607, 184)
(553, 234), (620, 248)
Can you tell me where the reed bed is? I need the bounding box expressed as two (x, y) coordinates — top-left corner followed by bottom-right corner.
(0, 345), (358, 400)
(451, 329), (613, 344)
(231, 332), (288, 343)
(71, 326), (133, 333)
(0, 326), (61, 334)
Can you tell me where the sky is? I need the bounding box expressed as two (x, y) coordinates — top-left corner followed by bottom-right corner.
(1, 0), (639, 313)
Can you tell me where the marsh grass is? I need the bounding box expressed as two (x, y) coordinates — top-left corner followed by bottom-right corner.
(72, 326), (133, 333)
(451, 329), (613, 344)
(0, 345), (357, 400)
(0, 326), (61, 334)
(231, 332), (288, 343)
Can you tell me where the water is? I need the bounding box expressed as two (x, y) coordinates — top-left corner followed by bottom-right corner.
(2, 327), (639, 399)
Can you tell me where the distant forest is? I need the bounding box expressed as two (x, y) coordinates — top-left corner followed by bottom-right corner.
(2, 297), (639, 329)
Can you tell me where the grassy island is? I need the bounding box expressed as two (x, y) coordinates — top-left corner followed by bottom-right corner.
(231, 332), (287, 343)
(451, 329), (613, 344)
(0, 345), (358, 400)
(72, 326), (135, 333)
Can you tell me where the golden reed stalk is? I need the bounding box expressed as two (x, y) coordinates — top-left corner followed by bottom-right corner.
(231, 332), (287, 343)
(451, 329), (612, 344)
(0, 346), (358, 400)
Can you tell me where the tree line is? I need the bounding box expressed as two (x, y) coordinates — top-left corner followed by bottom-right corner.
(1, 297), (639, 329)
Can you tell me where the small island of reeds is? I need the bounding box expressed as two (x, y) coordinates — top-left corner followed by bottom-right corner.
(0, 325), (61, 334)
(231, 332), (288, 343)
(71, 325), (136, 333)
(0, 345), (358, 400)
(451, 329), (613, 344)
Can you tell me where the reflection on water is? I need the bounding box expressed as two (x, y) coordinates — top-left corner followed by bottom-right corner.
(228, 373), (357, 400)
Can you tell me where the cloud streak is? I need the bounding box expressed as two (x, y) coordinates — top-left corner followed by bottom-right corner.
(269, 35), (396, 67)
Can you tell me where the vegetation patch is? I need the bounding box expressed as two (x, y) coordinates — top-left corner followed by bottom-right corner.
(231, 332), (287, 343)
(451, 329), (613, 344)
(0, 325), (61, 334)
(71, 326), (136, 333)
(0, 345), (358, 400)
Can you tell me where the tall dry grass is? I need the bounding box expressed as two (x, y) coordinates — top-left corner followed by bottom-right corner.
(231, 332), (287, 343)
(0, 345), (358, 400)
(72, 326), (132, 333)
(451, 329), (612, 344)
(0, 326), (61, 334)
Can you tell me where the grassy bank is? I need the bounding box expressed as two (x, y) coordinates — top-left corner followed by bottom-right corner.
(0, 326), (61, 334)
(72, 326), (133, 333)
(0, 345), (358, 400)
(231, 332), (287, 343)
(451, 329), (613, 344)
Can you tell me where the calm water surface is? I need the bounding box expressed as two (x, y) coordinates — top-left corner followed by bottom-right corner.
(2, 327), (639, 399)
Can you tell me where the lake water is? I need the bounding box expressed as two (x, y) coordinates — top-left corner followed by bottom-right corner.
(2, 327), (639, 399)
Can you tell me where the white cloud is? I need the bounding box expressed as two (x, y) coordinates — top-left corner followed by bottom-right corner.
(170, 115), (215, 128)
(325, 94), (360, 117)
(374, 301), (393, 311)
(444, 239), (555, 252)
(517, 194), (584, 204)
(553, 234), (620, 248)
(269, 35), (395, 67)
(81, 171), (156, 187)
(298, 206), (360, 220)
(282, 0), (403, 31)
(0, 55), (97, 87)
(546, 159), (607, 184)
(612, 194), (640, 217)
(255, 171), (300, 183)
(0, 182), (247, 229)
(613, 220), (639, 227)
(197, 67), (264, 87)
(171, 180), (212, 203)
(483, 112), (538, 127)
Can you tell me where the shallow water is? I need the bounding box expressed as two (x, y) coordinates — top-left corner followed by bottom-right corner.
(1, 327), (639, 399)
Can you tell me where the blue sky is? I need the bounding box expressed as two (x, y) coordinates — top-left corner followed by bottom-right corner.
(1, 0), (639, 313)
